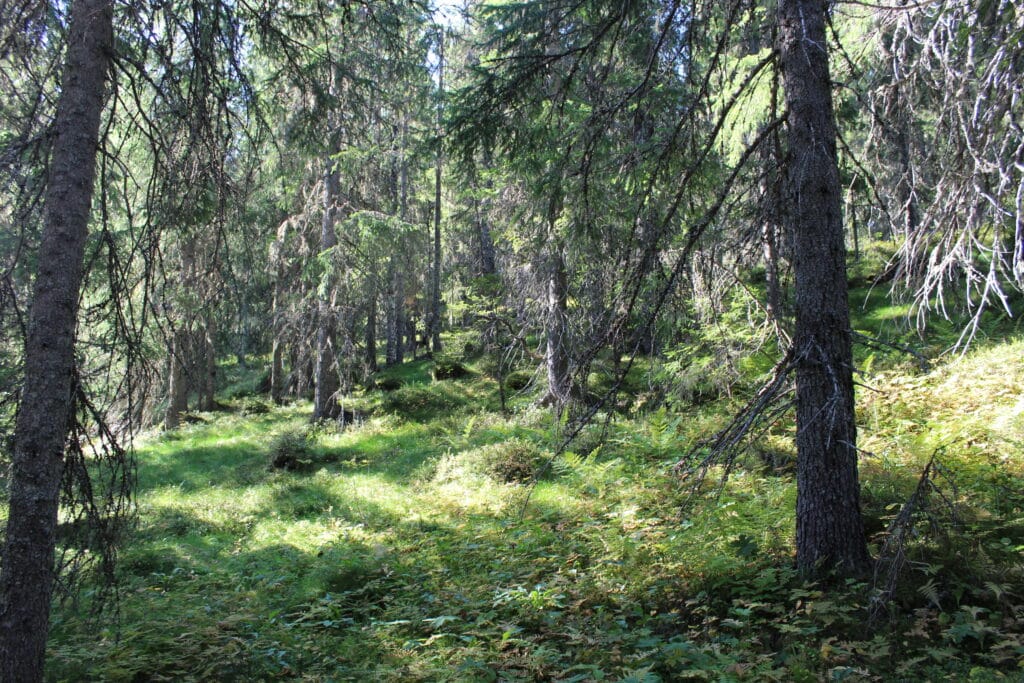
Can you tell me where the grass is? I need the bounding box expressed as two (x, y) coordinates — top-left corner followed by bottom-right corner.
(42, 340), (1024, 681)
(41, 269), (1024, 680)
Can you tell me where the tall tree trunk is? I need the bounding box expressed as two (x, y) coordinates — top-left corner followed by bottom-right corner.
(0, 0), (113, 678)
(365, 285), (378, 373)
(428, 28), (445, 354)
(313, 160), (341, 421)
(198, 315), (216, 411)
(386, 113), (409, 366)
(779, 0), (870, 576)
(164, 326), (189, 429)
(386, 261), (405, 365)
(761, 149), (785, 334)
(544, 243), (572, 409)
(761, 60), (786, 337)
(269, 279), (284, 404)
(271, 337), (285, 404)
(474, 151), (497, 276)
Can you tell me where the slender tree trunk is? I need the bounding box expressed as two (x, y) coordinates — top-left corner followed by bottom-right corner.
(474, 152), (497, 276)
(761, 160), (784, 332)
(386, 261), (405, 365)
(198, 315), (216, 411)
(0, 0), (113, 678)
(269, 280), (284, 404)
(386, 113), (409, 366)
(428, 28), (445, 354)
(779, 0), (871, 576)
(313, 160), (341, 421)
(271, 337), (285, 404)
(365, 285), (378, 373)
(545, 243), (572, 408)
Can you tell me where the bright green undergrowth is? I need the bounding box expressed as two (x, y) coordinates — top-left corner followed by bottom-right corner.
(45, 331), (1024, 680)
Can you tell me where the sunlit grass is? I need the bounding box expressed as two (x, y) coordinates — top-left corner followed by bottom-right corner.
(44, 332), (1024, 680)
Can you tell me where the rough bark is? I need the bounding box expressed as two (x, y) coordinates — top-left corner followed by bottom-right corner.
(760, 144), (785, 333)
(0, 0), (113, 678)
(778, 0), (871, 576)
(313, 159), (341, 421)
(198, 315), (217, 411)
(270, 337), (285, 404)
(164, 326), (189, 430)
(386, 260), (405, 365)
(428, 28), (444, 354)
(474, 151), (497, 276)
(365, 286), (378, 373)
(544, 244), (572, 408)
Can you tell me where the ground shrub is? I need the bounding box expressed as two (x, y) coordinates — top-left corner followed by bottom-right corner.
(268, 428), (314, 470)
(434, 437), (547, 485)
(504, 369), (534, 392)
(432, 355), (471, 381)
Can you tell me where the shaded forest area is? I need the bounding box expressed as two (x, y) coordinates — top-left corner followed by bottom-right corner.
(1, 0), (1023, 680)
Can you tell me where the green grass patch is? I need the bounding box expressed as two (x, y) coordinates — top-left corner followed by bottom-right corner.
(45, 331), (1024, 681)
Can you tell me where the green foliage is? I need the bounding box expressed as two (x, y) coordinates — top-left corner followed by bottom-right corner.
(45, 325), (1024, 682)
(431, 354), (472, 381)
(268, 427), (315, 471)
(433, 437), (547, 485)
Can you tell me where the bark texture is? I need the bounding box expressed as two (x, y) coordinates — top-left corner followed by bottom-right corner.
(428, 29), (445, 354)
(544, 244), (572, 408)
(779, 0), (871, 576)
(0, 0), (113, 679)
(164, 326), (189, 430)
(313, 160), (342, 421)
(198, 316), (217, 411)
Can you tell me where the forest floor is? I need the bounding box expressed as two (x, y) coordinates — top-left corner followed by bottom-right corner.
(45, 286), (1024, 680)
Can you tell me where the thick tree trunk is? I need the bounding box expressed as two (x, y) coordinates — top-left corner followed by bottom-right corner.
(313, 160), (341, 421)
(779, 0), (871, 576)
(0, 0), (113, 679)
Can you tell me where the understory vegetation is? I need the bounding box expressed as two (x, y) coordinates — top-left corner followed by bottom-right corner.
(45, 290), (1024, 682)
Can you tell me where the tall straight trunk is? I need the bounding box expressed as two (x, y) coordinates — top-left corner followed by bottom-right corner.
(270, 274), (286, 403)
(313, 160), (341, 421)
(0, 0), (113, 678)
(386, 262), (405, 365)
(428, 28), (445, 354)
(198, 315), (216, 411)
(779, 0), (871, 576)
(545, 244), (572, 408)
(761, 61), (785, 335)
(271, 337), (285, 404)
(474, 151), (497, 276)
(760, 148), (784, 332)
(365, 286), (378, 373)
(164, 326), (189, 429)
(878, 18), (917, 243)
